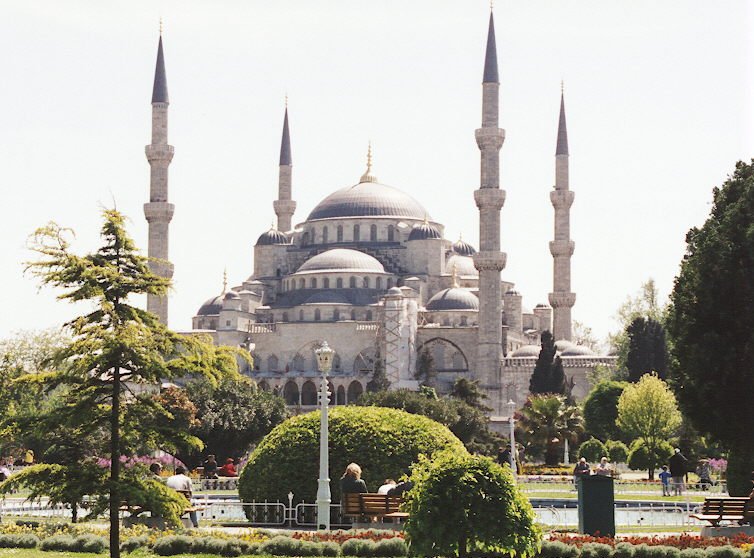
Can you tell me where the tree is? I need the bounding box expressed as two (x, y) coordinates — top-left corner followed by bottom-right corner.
(627, 439), (673, 476)
(449, 377), (491, 412)
(625, 317), (668, 382)
(578, 438), (608, 463)
(404, 451), (539, 558)
(415, 347), (437, 388)
(366, 351), (390, 393)
(24, 210), (242, 558)
(517, 394), (583, 465)
(529, 331), (566, 396)
(572, 320), (602, 353)
(181, 376), (288, 467)
(605, 440), (629, 464)
(609, 279), (664, 369)
(582, 380), (627, 441)
(616, 374), (681, 479)
(666, 160), (754, 495)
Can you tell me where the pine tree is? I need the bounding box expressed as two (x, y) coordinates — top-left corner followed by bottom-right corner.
(415, 346), (437, 388)
(529, 331), (566, 395)
(625, 317), (668, 381)
(366, 351), (390, 393)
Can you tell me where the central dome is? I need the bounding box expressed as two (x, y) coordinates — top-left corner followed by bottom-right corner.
(297, 248), (385, 273)
(307, 181), (430, 222)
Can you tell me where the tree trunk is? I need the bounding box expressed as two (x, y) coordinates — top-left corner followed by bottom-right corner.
(458, 533), (467, 558)
(109, 366), (120, 558)
(72, 502), (78, 523)
(647, 468), (654, 481)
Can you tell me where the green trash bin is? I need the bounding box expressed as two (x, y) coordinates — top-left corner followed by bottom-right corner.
(577, 475), (615, 536)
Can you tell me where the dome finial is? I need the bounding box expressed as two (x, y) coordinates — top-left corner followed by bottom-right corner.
(222, 268), (227, 294)
(360, 141), (377, 182)
(459, 231), (463, 241)
(451, 263), (459, 288)
(159, 17), (163, 36)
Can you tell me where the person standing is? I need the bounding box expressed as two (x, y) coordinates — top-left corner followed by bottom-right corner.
(669, 448), (687, 495)
(203, 455), (218, 479)
(659, 465), (672, 496)
(696, 459), (712, 490)
(595, 457), (612, 477)
(166, 466), (199, 528)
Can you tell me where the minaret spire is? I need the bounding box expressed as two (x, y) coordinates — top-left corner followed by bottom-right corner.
(273, 103), (296, 232)
(144, 30), (175, 325)
(549, 86), (576, 340)
(473, 11), (506, 413)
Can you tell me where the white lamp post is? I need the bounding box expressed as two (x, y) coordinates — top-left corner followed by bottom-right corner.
(315, 341), (334, 530)
(507, 399), (517, 479)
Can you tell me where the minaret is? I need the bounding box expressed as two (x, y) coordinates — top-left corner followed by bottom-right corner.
(548, 86), (576, 341)
(273, 103), (296, 232)
(473, 11), (507, 402)
(144, 31), (175, 324)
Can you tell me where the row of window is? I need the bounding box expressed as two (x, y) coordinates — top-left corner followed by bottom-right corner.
(284, 276), (393, 291)
(262, 351), (377, 373)
(262, 309), (374, 323)
(257, 379), (364, 406)
(301, 224), (397, 246)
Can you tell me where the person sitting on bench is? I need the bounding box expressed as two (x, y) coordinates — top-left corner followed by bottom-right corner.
(166, 466), (199, 528)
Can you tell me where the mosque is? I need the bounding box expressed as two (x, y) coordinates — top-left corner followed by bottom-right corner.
(143, 12), (615, 418)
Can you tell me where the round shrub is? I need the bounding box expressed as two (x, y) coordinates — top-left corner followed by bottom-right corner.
(321, 541), (340, 557)
(121, 536), (149, 554)
(645, 545), (681, 558)
(404, 451), (539, 558)
(605, 440), (629, 464)
(40, 535), (76, 552)
(0, 534), (39, 549)
(260, 535), (323, 557)
(614, 542), (636, 558)
(540, 541), (579, 558)
(628, 439), (674, 473)
(578, 438), (608, 463)
(374, 537), (408, 557)
(240, 406), (466, 503)
(341, 538), (376, 557)
(680, 550), (707, 558)
(74, 535), (108, 554)
(706, 547), (744, 558)
(581, 543), (614, 558)
(152, 535), (194, 556)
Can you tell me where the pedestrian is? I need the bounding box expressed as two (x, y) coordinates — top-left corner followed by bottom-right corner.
(696, 459), (712, 490)
(166, 466), (199, 528)
(203, 455), (218, 479)
(573, 457), (591, 484)
(659, 465), (672, 496)
(669, 448), (687, 495)
(595, 457), (612, 477)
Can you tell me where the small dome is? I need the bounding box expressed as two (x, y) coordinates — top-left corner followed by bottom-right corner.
(534, 303), (549, 308)
(560, 344), (595, 357)
(388, 287), (403, 295)
(408, 222), (441, 241)
(197, 295), (223, 316)
(307, 181), (430, 221)
(224, 291), (240, 300)
(426, 288), (479, 311)
(554, 339), (576, 352)
(256, 228), (289, 246)
(505, 289), (521, 296)
(297, 249), (385, 273)
(452, 239), (476, 256)
(446, 254), (478, 277)
(511, 345), (540, 357)
(305, 290), (351, 305)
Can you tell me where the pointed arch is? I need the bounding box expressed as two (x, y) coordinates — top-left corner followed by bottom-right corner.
(347, 381), (364, 403)
(283, 381), (299, 405)
(301, 380), (317, 405)
(337, 385), (346, 405)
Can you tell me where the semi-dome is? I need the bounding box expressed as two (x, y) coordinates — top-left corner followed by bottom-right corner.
(197, 294), (223, 316)
(306, 181), (430, 221)
(256, 228), (289, 246)
(560, 344), (595, 357)
(426, 287), (479, 311)
(452, 238), (476, 256)
(408, 222), (441, 241)
(446, 254), (478, 277)
(510, 345), (540, 357)
(305, 291), (351, 305)
(296, 248), (385, 273)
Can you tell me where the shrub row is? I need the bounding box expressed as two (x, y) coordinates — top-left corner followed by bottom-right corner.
(40, 534), (108, 554)
(540, 541), (754, 558)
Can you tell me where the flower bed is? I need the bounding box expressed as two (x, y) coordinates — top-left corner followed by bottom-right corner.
(548, 533), (754, 550)
(293, 529), (405, 543)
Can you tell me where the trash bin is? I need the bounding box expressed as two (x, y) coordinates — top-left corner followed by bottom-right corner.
(577, 475), (615, 536)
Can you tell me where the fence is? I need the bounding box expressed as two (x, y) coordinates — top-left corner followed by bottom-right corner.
(519, 480), (727, 497)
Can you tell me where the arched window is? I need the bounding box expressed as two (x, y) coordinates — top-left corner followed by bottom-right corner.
(293, 354), (305, 371)
(387, 278), (393, 289)
(363, 276), (369, 288)
(337, 385), (346, 405)
(350, 310), (357, 321)
(452, 352), (466, 370)
(301, 381), (317, 405)
(322, 226), (328, 244)
(336, 278), (343, 289)
(282, 312), (289, 322)
(370, 224), (377, 241)
(310, 278), (317, 288)
(387, 225), (395, 242)
(283, 382), (299, 405)
(299, 278), (305, 289)
(267, 355), (279, 372)
(333, 308), (340, 321)
(353, 224), (360, 241)
(333, 354), (342, 370)
(349, 277), (357, 288)
(366, 310), (373, 321)
(269, 314), (275, 323)
(337, 225), (343, 242)
(314, 309), (321, 321)
(460, 315), (468, 326)
(376, 277), (382, 289)
(347, 381), (364, 403)
(310, 228), (316, 244)
(302, 232), (310, 246)
(432, 343), (445, 369)
(299, 309), (304, 321)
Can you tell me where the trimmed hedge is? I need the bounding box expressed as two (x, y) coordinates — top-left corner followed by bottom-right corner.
(239, 406), (466, 503)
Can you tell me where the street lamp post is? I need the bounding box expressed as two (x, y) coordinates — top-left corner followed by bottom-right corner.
(315, 341), (334, 530)
(507, 399), (517, 479)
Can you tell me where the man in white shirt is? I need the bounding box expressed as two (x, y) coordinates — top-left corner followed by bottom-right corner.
(166, 466), (198, 527)
(377, 479), (397, 495)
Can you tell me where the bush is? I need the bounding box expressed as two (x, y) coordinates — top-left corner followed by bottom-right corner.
(404, 451), (539, 558)
(628, 439), (674, 474)
(341, 538), (376, 557)
(706, 547), (744, 558)
(74, 535), (108, 554)
(0, 534), (40, 549)
(605, 440), (629, 464)
(373, 537), (408, 557)
(121, 536), (149, 554)
(259, 535), (328, 557)
(539, 540), (579, 558)
(614, 543), (636, 558)
(240, 406), (465, 503)
(645, 545), (681, 558)
(581, 543), (614, 558)
(152, 535), (194, 556)
(579, 438), (608, 463)
(320, 541), (340, 557)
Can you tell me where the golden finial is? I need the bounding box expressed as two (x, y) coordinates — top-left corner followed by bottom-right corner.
(159, 17), (163, 36)
(222, 268), (228, 294)
(360, 141), (377, 182)
(423, 213), (429, 225)
(451, 263), (459, 288)
(458, 232), (463, 241)
(285, 93), (288, 108)
(561, 79), (564, 94)
(271, 220), (275, 230)
(490, 0), (494, 11)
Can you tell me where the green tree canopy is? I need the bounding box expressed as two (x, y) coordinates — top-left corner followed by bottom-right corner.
(404, 451), (540, 558)
(578, 438), (608, 463)
(529, 331), (566, 396)
(22, 210), (242, 558)
(609, 279), (665, 371)
(415, 347), (437, 388)
(582, 380), (627, 441)
(626, 317), (668, 382)
(667, 160), (754, 495)
(616, 374), (681, 478)
(517, 394), (583, 465)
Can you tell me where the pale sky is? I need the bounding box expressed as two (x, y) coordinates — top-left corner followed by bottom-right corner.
(2, 1), (752, 344)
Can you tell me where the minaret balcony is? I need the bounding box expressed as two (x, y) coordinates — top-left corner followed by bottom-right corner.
(549, 240), (575, 257)
(473, 252), (506, 272)
(474, 127), (505, 150)
(550, 190), (575, 208)
(548, 292), (576, 308)
(144, 201), (175, 222)
(474, 188), (506, 209)
(273, 199), (297, 214)
(145, 144), (175, 162)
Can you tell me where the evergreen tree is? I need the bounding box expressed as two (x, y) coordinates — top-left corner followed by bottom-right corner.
(415, 346), (437, 388)
(529, 331), (566, 395)
(667, 160), (754, 495)
(625, 317), (668, 381)
(22, 210), (242, 558)
(366, 351), (390, 393)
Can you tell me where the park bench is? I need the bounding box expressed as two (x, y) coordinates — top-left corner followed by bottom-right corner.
(120, 490), (207, 528)
(342, 493), (408, 523)
(690, 497), (754, 526)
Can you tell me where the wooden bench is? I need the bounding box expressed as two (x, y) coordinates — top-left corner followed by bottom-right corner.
(342, 493), (408, 522)
(690, 497), (754, 526)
